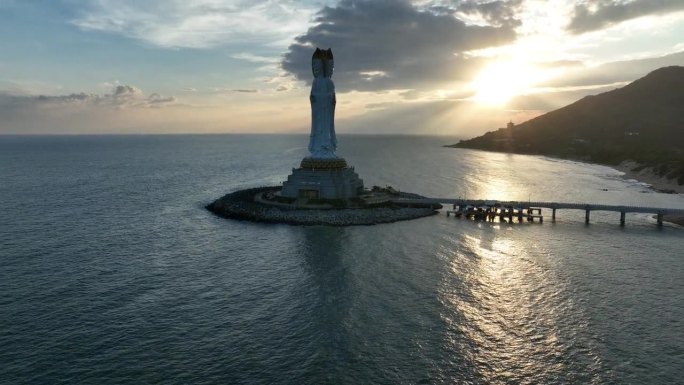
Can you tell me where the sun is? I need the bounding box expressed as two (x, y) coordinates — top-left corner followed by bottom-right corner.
(471, 60), (539, 106)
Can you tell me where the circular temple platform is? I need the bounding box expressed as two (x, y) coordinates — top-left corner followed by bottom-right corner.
(206, 186), (442, 226)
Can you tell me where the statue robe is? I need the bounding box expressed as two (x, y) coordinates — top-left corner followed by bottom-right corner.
(308, 77), (337, 159)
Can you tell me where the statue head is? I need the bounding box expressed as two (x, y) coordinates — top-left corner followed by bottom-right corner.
(312, 48), (334, 78)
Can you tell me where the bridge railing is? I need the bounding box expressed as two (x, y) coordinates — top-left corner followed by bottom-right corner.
(392, 197), (684, 218)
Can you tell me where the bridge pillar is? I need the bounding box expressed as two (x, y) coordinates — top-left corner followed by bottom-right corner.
(620, 211), (625, 226)
(585, 209), (590, 224)
(657, 213), (663, 226)
(552, 208), (556, 221)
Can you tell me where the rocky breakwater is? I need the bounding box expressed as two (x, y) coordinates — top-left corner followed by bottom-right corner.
(206, 186), (442, 226)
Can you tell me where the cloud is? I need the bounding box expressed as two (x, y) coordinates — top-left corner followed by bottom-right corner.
(107, 85), (176, 107)
(542, 50), (684, 88)
(0, 85), (176, 113)
(71, 0), (322, 49)
(0, 85), (214, 134)
(111, 85), (144, 104)
(281, 0), (516, 92)
(230, 52), (279, 63)
(340, 84), (625, 137)
(456, 0), (523, 28)
(568, 0), (684, 34)
(340, 98), (542, 137)
(148, 93), (177, 104)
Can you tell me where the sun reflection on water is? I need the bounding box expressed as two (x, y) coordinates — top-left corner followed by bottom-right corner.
(438, 232), (604, 384)
(458, 153), (541, 202)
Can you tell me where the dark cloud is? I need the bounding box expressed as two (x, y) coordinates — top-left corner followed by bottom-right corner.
(340, 53), (684, 137)
(112, 85), (142, 97)
(342, 100), (461, 134)
(0, 85), (184, 134)
(507, 85), (622, 111)
(542, 51), (684, 88)
(35, 92), (95, 103)
(538, 60), (585, 68)
(457, 0), (523, 28)
(568, 0), (684, 34)
(0, 85), (176, 112)
(364, 101), (398, 110)
(148, 93), (176, 105)
(340, 98), (538, 138)
(231, 89), (259, 93)
(399, 89), (426, 100)
(281, 0), (516, 92)
(340, 86), (623, 138)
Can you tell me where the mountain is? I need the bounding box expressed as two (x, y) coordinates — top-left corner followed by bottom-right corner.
(450, 66), (684, 185)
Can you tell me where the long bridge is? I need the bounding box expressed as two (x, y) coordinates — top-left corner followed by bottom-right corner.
(393, 198), (684, 226)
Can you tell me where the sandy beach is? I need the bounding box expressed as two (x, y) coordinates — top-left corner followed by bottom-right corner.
(614, 160), (684, 194)
(613, 161), (684, 226)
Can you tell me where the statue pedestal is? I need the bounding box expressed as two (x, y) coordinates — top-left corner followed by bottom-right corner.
(280, 157), (364, 199)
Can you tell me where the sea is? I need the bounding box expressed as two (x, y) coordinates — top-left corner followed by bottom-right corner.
(1, 134), (683, 385)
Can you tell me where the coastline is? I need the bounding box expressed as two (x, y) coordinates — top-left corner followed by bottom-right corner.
(571, 159), (684, 226)
(613, 160), (684, 194)
(612, 161), (684, 227)
(448, 146), (684, 226)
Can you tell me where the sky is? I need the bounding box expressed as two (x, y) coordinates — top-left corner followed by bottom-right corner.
(0, 0), (683, 137)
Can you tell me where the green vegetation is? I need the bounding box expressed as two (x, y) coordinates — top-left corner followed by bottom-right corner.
(449, 66), (684, 185)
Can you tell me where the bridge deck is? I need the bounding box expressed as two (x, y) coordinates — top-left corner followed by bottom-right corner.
(396, 197), (684, 226)
(394, 198), (684, 216)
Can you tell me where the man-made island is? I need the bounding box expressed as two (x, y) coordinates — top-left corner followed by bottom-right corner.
(448, 66), (684, 194)
(206, 186), (440, 226)
(207, 48), (441, 226)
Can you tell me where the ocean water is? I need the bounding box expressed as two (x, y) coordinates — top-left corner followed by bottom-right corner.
(1, 134), (683, 384)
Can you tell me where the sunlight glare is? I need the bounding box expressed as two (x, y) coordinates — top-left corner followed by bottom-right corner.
(472, 61), (536, 106)
(471, 59), (563, 106)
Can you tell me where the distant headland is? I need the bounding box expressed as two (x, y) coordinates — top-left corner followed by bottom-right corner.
(447, 66), (684, 194)
(207, 48), (441, 226)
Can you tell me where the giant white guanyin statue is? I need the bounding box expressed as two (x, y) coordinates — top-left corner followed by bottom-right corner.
(308, 48), (337, 159)
(279, 47), (364, 199)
